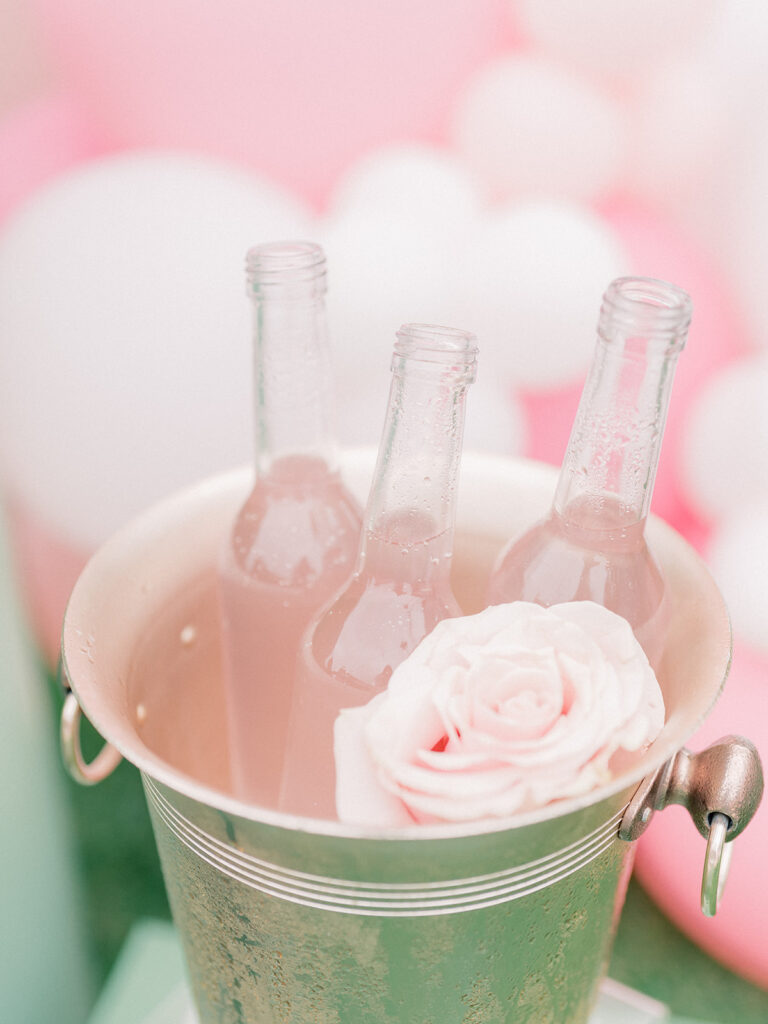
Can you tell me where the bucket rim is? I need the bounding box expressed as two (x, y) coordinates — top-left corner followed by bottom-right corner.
(60, 451), (733, 842)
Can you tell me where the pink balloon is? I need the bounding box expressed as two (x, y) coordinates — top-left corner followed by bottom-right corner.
(0, 92), (105, 664)
(4, 495), (89, 670)
(519, 379), (581, 469)
(33, 0), (510, 207)
(0, 92), (107, 224)
(521, 200), (750, 541)
(634, 643), (768, 989)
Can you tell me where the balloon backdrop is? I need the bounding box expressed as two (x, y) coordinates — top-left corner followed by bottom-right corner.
(0, 151), (312, 551)
(0, 93), (106, 222)
(707, 503), (768, 657)
(451, 54), (627, 203)
(512, 0), (716, 86)
(32, 0), (510, 207)
(682, 354), (768, 525)
(1, 0), (767, 993)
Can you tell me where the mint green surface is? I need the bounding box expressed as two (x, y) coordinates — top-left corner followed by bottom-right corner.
(46, 665), (171, 983)
(0, 521), (94, 1024)
(611, 882), (768, 1023)
(88, 920), (186, 1024)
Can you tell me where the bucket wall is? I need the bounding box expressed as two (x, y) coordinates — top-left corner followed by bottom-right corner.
(60, 452), (733, 1024)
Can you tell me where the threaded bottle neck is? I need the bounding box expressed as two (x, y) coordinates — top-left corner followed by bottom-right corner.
(360, 323), (477, 581)
(554, 276), (691, 528)
(391, 323), (478, 379)
(597, 276), (691, 351)
(246, 241), (336, 473)
(246, 240), (327, 299)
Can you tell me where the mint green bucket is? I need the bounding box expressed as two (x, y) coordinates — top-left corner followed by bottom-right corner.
(60, 452), (758, 1024)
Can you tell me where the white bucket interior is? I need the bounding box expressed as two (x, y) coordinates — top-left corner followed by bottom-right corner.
(61, 450), (731, 838)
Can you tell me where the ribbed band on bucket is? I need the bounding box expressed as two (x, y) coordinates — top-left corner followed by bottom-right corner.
(144, 777), (624, 918)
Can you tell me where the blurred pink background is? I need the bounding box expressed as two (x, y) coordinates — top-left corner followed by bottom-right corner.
(1, 0), (767, 1000)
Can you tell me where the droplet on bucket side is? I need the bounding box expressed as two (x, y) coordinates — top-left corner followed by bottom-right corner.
(180, 624), (197, 646)
(136, 703), (147, 723)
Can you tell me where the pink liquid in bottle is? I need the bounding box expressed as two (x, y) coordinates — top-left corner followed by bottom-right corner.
(487, 494), (667, 666)
(279, 323), (478, 820)
(219, 453), (360, 805)
(217, 242), (361, 807)
(280, 512), (461, 819)
(487, 276), (692, 671)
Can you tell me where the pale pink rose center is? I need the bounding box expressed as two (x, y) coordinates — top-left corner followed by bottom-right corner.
(440, 652), (567, 754)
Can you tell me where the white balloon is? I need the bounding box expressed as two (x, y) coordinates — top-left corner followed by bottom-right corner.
(713, 131), (768, 349)
(512, 0), (716, 85)
(707, 503), (768, 654)
(0, 151), (313, 548)
(681, 355), (768, 521)
(323, 156), (525, 456)
(335, 371), (392, 451)
(330, 144), (483, 236)
(450, 55), (627, 204)
(464, 373), (526, 458)
(453, 200), (630, 389)
(624, 3), (768, 248)
(320, 205), (470, 432)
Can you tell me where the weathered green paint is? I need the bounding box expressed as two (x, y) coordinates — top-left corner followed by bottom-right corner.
(147, 777), (634, 1024)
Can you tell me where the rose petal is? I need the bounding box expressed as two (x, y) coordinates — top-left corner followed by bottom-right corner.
(333, 601), (665, 827)
(334, 698), (414, 827)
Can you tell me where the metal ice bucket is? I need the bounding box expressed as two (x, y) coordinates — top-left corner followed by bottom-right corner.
(60, 452), (763, 1024)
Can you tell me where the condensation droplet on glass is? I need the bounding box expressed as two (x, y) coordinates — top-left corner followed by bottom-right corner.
(180, 624), (197, 646)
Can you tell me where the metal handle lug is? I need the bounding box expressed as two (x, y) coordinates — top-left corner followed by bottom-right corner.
(619, 735), (763, 916)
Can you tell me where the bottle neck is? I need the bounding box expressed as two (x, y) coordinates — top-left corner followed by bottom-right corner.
(554, 279), (689, 529)
(359, 326), (477, 584)
(251, 294), (337, 474)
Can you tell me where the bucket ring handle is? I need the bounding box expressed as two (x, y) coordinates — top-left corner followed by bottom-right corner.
(701, 811), (733, 917)
(60, 691), (122, 785)
(620, 735), (763, 917)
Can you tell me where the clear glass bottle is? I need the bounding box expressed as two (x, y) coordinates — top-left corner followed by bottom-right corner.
(218, 241), (362, 807)
(279, 323), (478, 819)
(487, 276), (692, 668)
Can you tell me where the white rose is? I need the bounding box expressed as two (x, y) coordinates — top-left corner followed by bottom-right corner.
(333, 601), (665, 826)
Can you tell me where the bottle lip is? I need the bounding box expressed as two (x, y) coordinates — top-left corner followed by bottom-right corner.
(599, 276), (692, 347)
(245, 240), (327, 294)
(393, 323), (479, 376)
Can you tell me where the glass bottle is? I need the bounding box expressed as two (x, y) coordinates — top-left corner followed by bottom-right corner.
(487, 276), (692, 669)
(218, 241), (362, 807)
(279, 323), (478, 819)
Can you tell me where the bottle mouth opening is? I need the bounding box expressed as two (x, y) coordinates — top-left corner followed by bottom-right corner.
(599, 276), (692, 347)
(246, 241), (327, 293)
(393, 324), (478, 374)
